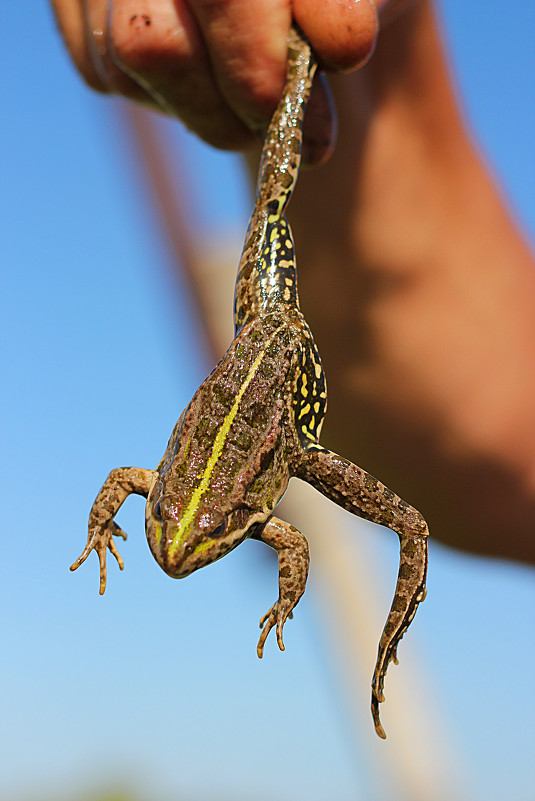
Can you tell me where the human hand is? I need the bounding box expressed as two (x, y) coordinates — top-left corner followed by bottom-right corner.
(51, 0), (380, 163)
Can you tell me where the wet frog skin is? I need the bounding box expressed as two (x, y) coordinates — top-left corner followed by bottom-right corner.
(71, 28), (429, 739)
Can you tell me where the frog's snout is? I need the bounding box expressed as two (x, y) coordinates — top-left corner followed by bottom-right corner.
(145, 507), (195, 577)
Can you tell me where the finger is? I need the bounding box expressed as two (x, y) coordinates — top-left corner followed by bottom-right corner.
(294, 0), (379, 72)
(108, 0), (254, 149)
(187, 0), (291, 131)
(189, 0), (378, 119)
(83, 0), (158, 105)
(51, 0), (105, 91)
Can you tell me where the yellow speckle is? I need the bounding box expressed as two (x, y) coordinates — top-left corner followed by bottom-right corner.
(194, 538), (217, 555)
(283, 287), (291, 301)
(153, 521), (163, 544)
(285, 239), (292, 248)
(315, 363), (322, 379)
(285, 277), (293, 286)
(314, 402), (320, 413)
(299, 403), (311, 419)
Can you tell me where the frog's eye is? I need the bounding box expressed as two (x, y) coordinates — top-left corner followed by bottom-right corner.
(208, 518), (227, 539)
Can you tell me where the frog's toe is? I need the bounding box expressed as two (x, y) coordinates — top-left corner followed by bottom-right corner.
(111, 521), (127, 542)
(259, 605), (274, 631)
(257, 604), (276, 657)
(97, 545), (108, 595)
(371, 692), (387, 739)
(108, 537), (124, 571)
(276, 603), (293, 651)
(257, 601), (293, 656)
(69, 545), (92, 572)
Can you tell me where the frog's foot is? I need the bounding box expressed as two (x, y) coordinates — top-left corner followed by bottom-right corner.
(371, 537), (428, 739)
(252, 516), (310, 658)
(70, 521), (127, 595)
(71, 467), (155, 594)
(257, 604), (294, 657)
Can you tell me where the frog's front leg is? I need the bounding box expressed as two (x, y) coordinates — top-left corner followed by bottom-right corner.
(253, 517), (310, 658)
(71, 467), (156, 594)
(296, 447), (428, 738)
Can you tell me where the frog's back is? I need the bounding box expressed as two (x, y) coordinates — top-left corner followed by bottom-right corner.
(157, 315), (299, 501)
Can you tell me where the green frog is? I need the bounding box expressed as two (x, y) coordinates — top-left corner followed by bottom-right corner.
(71, 27), (428, 739)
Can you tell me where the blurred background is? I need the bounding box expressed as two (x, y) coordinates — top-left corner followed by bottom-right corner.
(1, 2), (534, 801)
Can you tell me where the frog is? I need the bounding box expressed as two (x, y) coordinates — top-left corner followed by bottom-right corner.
(71, 26), (429, 739)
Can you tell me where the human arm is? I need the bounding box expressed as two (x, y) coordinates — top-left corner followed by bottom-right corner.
(51, 0), (535, 564)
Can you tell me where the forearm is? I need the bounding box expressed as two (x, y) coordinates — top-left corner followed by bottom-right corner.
(249, 1), (535, 562)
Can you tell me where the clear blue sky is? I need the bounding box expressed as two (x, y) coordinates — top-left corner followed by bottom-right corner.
(2, 3), (534, 801)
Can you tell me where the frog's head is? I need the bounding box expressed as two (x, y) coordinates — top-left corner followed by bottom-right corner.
(146, 491), (269, 578)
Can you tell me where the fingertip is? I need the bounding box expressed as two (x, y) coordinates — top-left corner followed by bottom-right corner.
(295, 0), (379, 72)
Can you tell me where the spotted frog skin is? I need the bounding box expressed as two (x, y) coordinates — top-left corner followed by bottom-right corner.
(71, 28), (429, 739)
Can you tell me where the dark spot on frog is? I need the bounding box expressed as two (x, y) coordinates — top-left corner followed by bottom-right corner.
(260, 449), (274, 472)
(247, 401), (267, 427)
(248, 328), (263, 343)
(212, 383), (233, 406)
(232, 430), (253, 451)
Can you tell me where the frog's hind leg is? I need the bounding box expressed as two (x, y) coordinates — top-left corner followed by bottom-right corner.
(296, 447), (428, 738)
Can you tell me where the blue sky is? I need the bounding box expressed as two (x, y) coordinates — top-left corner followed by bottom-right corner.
(2, 3), (534, 801)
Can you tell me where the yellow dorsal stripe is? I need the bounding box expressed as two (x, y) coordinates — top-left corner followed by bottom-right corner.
(168, 328), (281, 557)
